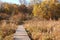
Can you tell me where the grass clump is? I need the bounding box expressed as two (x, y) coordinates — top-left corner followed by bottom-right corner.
(0, 20), (17, 40)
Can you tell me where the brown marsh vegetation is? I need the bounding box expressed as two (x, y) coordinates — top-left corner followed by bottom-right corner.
(24, 18), (60, 40)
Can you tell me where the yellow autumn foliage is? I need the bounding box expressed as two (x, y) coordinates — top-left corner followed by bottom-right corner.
(32, 4), (39, 16)
(33, 2), (48, 18)
(32, 0), (60, 20)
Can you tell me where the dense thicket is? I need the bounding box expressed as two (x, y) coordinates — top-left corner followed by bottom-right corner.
(0, 3), (32, 21)
(33, 0), (60, 20)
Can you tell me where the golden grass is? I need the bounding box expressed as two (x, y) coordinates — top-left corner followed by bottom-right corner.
(24, 18), (60, 40)
(0, 20), (18, 40)
(3, 34), (14, 40)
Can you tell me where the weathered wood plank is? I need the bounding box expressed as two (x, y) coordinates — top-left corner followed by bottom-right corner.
(14, 25), (31, 40)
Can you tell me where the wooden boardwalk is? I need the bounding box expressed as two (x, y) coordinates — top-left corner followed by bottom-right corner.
(14, 25), (31, 40)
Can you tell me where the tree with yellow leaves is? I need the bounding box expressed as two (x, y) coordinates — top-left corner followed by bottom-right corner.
(33, 0), (60, 20)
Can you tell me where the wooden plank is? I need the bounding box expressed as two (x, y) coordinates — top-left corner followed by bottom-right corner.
(14, 25), (31, 40)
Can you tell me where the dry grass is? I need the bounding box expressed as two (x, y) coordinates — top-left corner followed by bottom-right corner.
(24, 18), (60, 40)
(0, 20), (18, 40)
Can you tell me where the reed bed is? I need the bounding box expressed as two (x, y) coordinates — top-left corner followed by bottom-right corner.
(24, 18), (60, 40)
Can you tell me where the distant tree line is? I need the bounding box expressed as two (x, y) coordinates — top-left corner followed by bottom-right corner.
(0, 3), (33, 21)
